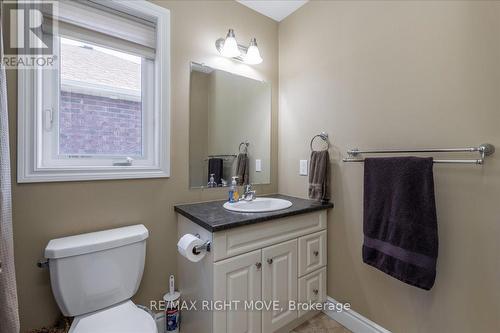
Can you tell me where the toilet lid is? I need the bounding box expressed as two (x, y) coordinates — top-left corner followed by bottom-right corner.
(70, 300), (157, 333)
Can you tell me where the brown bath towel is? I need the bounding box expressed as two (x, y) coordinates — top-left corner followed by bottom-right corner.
(363, 157), (438, 290)
(308, 150), (331, 203)
(236, 153), (249, 185)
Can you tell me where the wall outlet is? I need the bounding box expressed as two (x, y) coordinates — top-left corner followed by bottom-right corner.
(299, 160), (308, 176)
(255, 159), (262, 172)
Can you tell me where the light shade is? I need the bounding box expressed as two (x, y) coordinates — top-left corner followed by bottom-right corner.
(220, 29), (241, 58)
(244, 38), (263, 65)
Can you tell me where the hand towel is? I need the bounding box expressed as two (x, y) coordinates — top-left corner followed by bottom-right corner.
(363, 157), (438, 290)
(308, 150), (331, 203)
(208, 158), (223, 185)
(236, 153), (249, 185)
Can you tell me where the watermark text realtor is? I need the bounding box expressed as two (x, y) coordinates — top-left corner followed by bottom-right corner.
(2, 0), (57, 68)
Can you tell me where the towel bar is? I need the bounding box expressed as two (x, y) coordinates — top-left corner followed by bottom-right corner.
(204, 154), (237, 162)
(343, 143), (495, 165)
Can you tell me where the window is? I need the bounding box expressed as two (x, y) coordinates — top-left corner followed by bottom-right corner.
(18, 1), (170, 182)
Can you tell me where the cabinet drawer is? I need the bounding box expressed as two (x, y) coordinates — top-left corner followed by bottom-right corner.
(298, 267), (326, 317)
(213, 211), (326, 262)
(298, 230), (326, 277)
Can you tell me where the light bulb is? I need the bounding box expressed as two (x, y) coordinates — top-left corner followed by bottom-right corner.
(220, 29), (241, 58)
(244, 38), (263, 65)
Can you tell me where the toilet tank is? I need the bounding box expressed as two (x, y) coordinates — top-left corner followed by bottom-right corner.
(44, 224), (149, 316)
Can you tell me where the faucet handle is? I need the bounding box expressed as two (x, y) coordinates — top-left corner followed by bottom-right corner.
(241, 184), (256, 201)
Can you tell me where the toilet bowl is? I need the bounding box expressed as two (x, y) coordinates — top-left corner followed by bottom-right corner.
(44, 224), (156, 333)
(69, 301), (156, 333)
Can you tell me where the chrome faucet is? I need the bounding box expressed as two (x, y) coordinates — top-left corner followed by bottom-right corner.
(241, 184), (256, 201)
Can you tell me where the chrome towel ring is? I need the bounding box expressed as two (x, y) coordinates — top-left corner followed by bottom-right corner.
(310, 132), (330, 151)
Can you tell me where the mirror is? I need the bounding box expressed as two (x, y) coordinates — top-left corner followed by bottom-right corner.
(189, 63), (271, 188)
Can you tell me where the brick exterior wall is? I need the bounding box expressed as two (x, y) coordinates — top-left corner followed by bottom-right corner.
(59, 91), (142, 155)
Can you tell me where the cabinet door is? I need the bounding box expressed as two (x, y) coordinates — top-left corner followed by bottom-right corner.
(214, 250), (262, 333)
(262, 239), (298, 333)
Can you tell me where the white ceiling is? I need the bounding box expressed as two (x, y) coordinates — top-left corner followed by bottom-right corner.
(237, 0), (308, 22)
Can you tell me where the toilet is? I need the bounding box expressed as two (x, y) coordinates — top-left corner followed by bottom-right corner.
(44, 224), (157, 333)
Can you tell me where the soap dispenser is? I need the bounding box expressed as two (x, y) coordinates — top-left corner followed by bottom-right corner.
(207, 174), (217, 188)
(228, 176), (239, 203)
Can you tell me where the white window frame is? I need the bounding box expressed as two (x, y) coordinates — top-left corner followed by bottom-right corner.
(18, 1), (170, 182)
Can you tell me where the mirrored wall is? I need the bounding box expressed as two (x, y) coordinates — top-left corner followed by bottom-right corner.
(189, 63), (271, 188)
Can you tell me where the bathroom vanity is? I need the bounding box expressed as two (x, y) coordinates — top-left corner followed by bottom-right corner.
(175, 195), (333, 333)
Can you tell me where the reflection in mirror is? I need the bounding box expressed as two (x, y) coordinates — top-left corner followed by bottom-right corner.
(189, 63), (271, 189)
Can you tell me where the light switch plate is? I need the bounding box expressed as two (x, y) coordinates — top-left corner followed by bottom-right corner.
(299, 160), (308, 176)
(255, 159), (262, 172)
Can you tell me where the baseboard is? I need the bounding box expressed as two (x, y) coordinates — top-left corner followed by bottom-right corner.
(323, 296), (392, 333)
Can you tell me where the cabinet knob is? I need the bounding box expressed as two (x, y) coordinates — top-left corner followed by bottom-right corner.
(313, 289), (319, 295)
(255, 262), (262, 269)
(313, 251), (319, 257)
(267, 258), (273, 264)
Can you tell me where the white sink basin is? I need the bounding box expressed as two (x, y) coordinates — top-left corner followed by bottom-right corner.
(223, 197), (293, 213)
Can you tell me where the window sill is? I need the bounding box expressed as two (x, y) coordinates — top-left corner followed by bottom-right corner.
(17, 167), (170, 183)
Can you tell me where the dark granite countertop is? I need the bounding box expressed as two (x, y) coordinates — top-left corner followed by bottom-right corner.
(174, 194), (333, 232)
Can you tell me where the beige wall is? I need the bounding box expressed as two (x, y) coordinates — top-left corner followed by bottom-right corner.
(6, 1), (278, 330)
(279, 1), (500, 332)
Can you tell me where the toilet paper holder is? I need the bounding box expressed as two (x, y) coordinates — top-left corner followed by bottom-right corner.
(193, 234), (211, 255)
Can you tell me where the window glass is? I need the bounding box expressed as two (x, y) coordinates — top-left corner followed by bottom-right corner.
(59, 37), (143, 157)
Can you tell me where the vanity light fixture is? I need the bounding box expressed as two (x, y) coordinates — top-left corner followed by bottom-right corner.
(219, 29), (240, 58)
(215, 29), (263, 65)
(244, 38), (263, 65)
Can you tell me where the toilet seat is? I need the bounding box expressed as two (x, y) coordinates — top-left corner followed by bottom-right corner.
(69, 300), (157, 333)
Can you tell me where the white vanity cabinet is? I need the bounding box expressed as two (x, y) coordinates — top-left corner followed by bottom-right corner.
(177, 210), (329, 333)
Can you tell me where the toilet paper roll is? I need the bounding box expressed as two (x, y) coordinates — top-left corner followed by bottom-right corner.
(177, 234), (206, 262)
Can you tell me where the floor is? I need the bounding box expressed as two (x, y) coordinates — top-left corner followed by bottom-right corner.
(290, 313), (352, 333)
